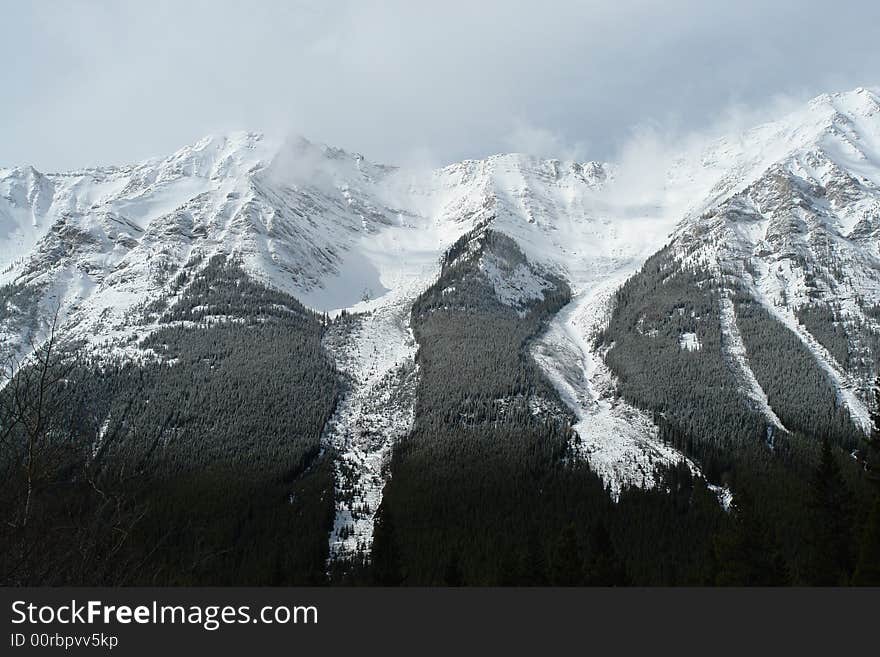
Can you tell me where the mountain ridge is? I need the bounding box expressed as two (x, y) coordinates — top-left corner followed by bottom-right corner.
(3, 86), (880, 519)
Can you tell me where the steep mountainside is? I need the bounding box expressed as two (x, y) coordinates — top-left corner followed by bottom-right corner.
(673, 88), (880, 430)
(3, 87), (880, 583)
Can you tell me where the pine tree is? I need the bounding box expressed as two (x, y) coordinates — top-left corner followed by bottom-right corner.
(802, 438), (853, 585)
(715, 490), (787, 585)
(853, 379), (880, 584)
(853, 496), (880, 585)
(550, 523), (582, 585)
(443, 552), (463, 587)
(866, 377), (880, 485)
(519, 532), (548, 586)
(371, 509), (403, 586)
(584, 521), (627, 586)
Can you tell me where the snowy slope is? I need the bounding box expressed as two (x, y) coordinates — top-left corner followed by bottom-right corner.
(322, 301), (419, 563)
(673, 87), (880, 432)
(532, 275), (699, 499)
(0, 132), (273, 356)
(4, 86), (880, 557)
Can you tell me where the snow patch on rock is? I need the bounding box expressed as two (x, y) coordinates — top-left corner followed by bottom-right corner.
(708, 484), (735, 512)
(532, 275), (699, 499)
(322, 299), (419, 564)
(479, 251), (554, 314)
(679, 332), (702, 351)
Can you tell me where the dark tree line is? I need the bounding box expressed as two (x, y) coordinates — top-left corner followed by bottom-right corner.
(598, 247), (879, 584)
(4, 242), (880, 585)
(368, 230), (726, 586)
(796, 303), (850, 370)
(735, 292), (855, 447)
(1, 255), (339, 585)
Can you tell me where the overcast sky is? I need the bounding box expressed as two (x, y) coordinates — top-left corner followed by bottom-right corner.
(4, 0), (879, 171)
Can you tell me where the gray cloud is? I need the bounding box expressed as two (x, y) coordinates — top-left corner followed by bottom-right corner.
(3, 0), (879, 171)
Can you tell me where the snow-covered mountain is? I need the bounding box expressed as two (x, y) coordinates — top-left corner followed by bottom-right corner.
(3, 86), (880, 562)
(673, 87), (880, 432)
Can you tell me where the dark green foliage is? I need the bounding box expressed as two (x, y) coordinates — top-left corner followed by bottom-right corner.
(5, 238), (880, 586)
(796, 303), (850, 369)
(864, 378), (880, 484)
(853, 497), (880, 585)
(599, 248), (767, 472)
(714, 489), (787, 586)
(443, 552), (464, 586)
(372, 231), (725, 586)
(582, 520), (627, 586)
(599, 247), (873, 584)
(611, 465), (722, 586)
(735, 294), (856, 446)
(853, 382), (880, 585)
(370, 509), (404, 586)
(410, 230), (572, 429)
(71, 255), (339, 479)
(160, 254), (310, 324)
(800, 439), (854, 585)
(1, 255), (339, 585)
(550, 523), (583, 586)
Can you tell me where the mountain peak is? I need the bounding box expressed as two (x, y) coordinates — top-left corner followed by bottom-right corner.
(158, 131), (272, 180)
